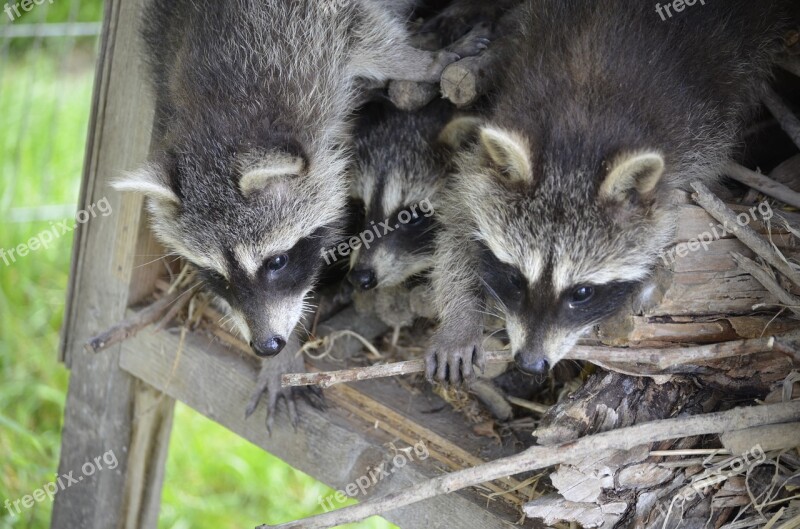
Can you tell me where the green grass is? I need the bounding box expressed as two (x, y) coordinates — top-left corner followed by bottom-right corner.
(0, 25), (395, 529)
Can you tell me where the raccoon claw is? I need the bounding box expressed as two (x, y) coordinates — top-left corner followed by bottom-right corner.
(445, 22), (492, 60)
(299, 385), (326, 410)
(425, 336), (485, 388)
(246, 346), (324, 435)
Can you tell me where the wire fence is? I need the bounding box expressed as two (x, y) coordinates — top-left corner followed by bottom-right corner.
(0, 0), (102, 223)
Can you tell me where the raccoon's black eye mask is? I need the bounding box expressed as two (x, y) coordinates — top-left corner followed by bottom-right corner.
(197, 267), (230, 297)
(559, 281), (638, 327)
(478, 244), (527, 309)
(477, 241), (638, 328)
(257, 226), (333, 291)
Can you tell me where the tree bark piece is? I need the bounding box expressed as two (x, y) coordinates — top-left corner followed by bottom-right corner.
(254, 401), (800, 529)
(732, 252), (800, 318)
(769, 154), (800, 193)
(723, 162), (800, 209)
(719, 422), (800, 454)
(692, 181), (800, 287)
(522, 495), (611, 528)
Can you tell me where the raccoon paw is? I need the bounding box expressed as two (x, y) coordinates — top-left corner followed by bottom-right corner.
(428, 23), (492, 80)
(245, 347), (326, 434)
(419, 5), (493, 46)
(444, 22), (492, 60)
(425, 333), (485, 387)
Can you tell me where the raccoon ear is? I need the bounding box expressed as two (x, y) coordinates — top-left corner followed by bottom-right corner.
(437, 116), (482, 150)
(112, 163), (179, 204)
(478, 126), (532, 184)
(599, 151), (665, 200)
(239, 153), (305, 197)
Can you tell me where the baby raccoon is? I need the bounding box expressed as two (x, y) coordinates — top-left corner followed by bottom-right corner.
(426, 0), (792, 385)
(114, 0), (488, 358)
(347, 99), (455, 291)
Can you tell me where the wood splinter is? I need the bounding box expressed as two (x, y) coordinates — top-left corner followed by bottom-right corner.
(732, 252), (800, 319)
(83, 285), (197, 354)
(691, 181), (800, 288)
(282, 335), (790, 388)
(723, 162), (800, 210)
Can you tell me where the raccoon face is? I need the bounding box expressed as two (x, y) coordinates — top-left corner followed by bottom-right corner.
(115, 142), (345, 357)
(348, 194), (438, 291)
(480, 244), (639, 374)
(198, 225), (332, 356)
(447, 121), (675, 374)
(346, 100), (454, 291)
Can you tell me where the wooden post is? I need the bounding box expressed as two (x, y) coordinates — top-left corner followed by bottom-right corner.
(51, 0), (175, 527)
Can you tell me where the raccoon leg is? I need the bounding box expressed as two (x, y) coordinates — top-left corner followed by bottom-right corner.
(425, 229), (487, 387)
(245, 337), (325, 434)
(380, 22), (491, 84)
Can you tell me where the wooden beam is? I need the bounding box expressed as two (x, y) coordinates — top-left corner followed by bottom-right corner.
(51, 0), (175, 527)
(118, 326), (521, 529)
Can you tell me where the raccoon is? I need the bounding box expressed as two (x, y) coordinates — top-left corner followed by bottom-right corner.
(419, 0), (524, 45)
(426, 0), (792, 385)
(347, 99), (455, 291)
(114, 0), (489, 359)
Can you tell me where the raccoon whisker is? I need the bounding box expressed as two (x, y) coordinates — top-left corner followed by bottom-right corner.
(408, 246), (435, 256)
(419, 225), (438, 237)
(216, 310), (233, 326)
(295, 320), (312, 341)
(565, 359), (584, 372)
(477, 277), (506, 310)
(134, 254), (179, 269)
(477, 308), (506, 321)
(484, 326), (507, 341)
(162, 282), (204, 315)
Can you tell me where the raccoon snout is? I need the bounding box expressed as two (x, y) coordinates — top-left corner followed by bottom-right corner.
(515, 355), (550, 376)
(250, 336), (287, 357)
(349, 268), (378, 291)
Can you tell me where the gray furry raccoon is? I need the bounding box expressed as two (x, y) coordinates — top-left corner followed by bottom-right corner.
(114, 0), (488, 359)
(346, 99), (455, 291)
(426, 0), (792, 385)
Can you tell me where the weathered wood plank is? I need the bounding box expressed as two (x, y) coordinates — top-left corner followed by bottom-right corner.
(52, 0), (175, 527)
(119, 326), (528, 529)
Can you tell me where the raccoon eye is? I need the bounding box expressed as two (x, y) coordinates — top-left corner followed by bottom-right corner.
(507, 273), (525, 292)
(568, 286), (595, 307)
(406, 213), (425, 226)
(266, 254), (288, 272)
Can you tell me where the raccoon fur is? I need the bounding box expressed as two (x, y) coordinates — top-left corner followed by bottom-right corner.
(114, 0), (488, 358)
(347, 99), (455, 291)
(426, 0), (792, 384)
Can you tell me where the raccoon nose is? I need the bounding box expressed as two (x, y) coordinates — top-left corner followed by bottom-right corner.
(250, 336), (286, 357)
(517, 356), (550, 376)
(349, 268), (377, 291)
